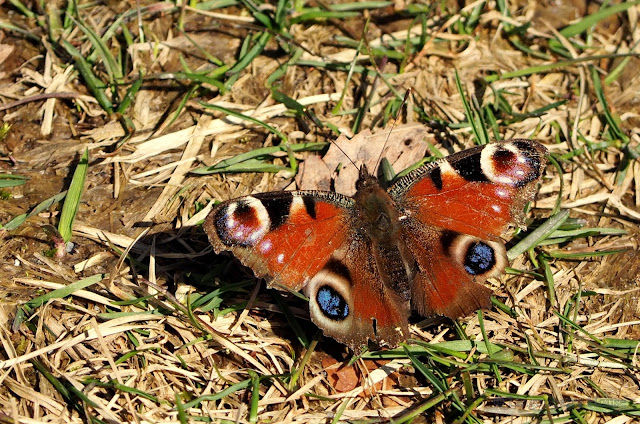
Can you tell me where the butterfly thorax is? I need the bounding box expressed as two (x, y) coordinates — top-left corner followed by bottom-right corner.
(353, 166), (400, 237)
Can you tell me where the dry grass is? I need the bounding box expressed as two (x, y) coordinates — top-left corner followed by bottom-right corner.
(0, 1), (639, 423)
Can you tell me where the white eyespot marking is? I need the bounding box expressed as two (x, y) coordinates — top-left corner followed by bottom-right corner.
(480, 142), (526, 185)
(224, 202), (238, 227)
(491, 204), (502, 214)
(276, 253), (285, 264)
(303, 259), (354, 340)
(220, 196), (270, 246)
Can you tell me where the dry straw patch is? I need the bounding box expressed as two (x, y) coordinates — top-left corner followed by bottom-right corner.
(0, 1), (639, 423)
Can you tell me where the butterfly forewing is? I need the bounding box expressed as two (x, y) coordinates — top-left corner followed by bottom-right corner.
(390, 140), (547, 239)
(204, 190), (353, 290)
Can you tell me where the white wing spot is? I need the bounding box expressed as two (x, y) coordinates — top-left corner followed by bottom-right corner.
(439, 160), (457, 177)
(259, 239), (273, 253)
(224, 203), (238, 228)
(495, 188), (509, 199)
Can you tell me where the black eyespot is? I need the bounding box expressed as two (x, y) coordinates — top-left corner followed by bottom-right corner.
(316, 286), (349, 321)
(464, 242), (496, 275)
(440, 230), (457, 253)
(493, 147), (516, 163)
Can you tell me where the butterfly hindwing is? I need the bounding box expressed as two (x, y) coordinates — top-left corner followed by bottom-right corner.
(401, 223), (503, 317)
(303, 242), (409, 351)
(390, 139), (547, 317)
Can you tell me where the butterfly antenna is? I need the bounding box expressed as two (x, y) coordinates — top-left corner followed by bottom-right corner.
(374, 89), (411, 175)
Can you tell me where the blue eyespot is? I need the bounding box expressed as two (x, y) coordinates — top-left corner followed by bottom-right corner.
(316, 286), (349, 321)
(464, 242), (495, 275)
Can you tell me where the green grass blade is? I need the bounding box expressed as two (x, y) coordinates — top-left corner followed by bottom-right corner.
(455, 70), (488, 144)
(62, 40), (114, 115)
(392, 388), (457, 424)
(590, 65), (628, 143)
(212, 161), (288, 175)
(559, 1), (640, 39)
(507, 210), (570, 261)
(7, 0), (36, 19)
(238, 0), (274, 29)
(0, 174), (28, 188)
(403, 346), (447, 393)
(30, 359), (99, 414)
(13, 273), (106, 330)
(67, 14), (123, 82)
(545, 249), (628, 259)
(546, 227), (627, 239)
(199, 102), (288, 143)
(175, 392), (187, 424)
(181, 379), (252, 409)
(267, 48), (304, 87)
(58, 148), (89, 243)
(554, 311), (603, 345)
(274, 0), (289, 29)
(191, 142), (327, 174)
(485, 53), (638, 82)
(0, 19), (40, 41)
(249, 371), (260, 423)
(116, 71), (143, 114)
(290, 10), (359, 24)
(1, 190), (67, 231)
(226, 32), (271, 79)
(329, 1), (392, 11)
(23, 273), (106, 310)
(332, 25), (367, 114)
(45, 2), (64, 41)
(334, 36), (406, 59)
(195, 0), (240, 10)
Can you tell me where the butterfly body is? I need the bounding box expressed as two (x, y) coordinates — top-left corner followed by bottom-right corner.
(204, 139), (547, 351)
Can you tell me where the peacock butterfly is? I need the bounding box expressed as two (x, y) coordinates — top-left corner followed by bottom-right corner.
(203, 136), (547, 352)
